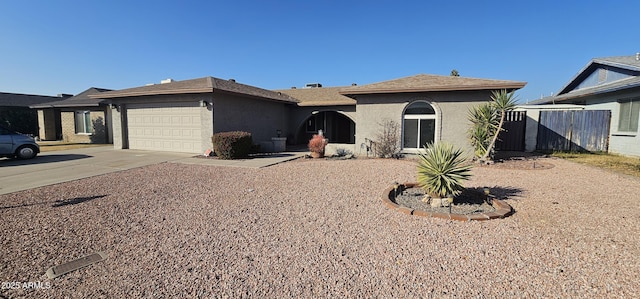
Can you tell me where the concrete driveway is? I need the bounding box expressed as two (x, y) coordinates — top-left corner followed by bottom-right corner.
(0, 146), (305, 195)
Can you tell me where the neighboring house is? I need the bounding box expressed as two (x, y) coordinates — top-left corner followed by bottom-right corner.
(87, 74), (525, 155)
(90, 77), (298, 153)
(0, 92), (69, 137)
(30, 88), (113, 143)
(532, 54), (640, 157)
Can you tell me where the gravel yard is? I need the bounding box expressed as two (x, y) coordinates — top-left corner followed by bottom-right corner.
(1, 157), (639, 298)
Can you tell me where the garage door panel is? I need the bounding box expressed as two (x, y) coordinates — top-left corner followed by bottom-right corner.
(127, 103), (201, 153)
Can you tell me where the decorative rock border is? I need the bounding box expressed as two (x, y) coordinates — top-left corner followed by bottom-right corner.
(382, 183), (514, 221)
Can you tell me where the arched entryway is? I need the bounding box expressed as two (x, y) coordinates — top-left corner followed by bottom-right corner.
(402, 101), (437, 149)
(297, 111), (355, 144)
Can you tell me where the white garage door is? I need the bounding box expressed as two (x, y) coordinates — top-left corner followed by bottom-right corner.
(127, 102), (201, 153)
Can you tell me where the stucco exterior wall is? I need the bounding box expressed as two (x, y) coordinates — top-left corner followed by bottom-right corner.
(353, 91), (494, 156)
(213, 93), (291, 145)
(581, 91), (640, 157)
(60, 109), (108, 143)
(111, 106), (124, 149)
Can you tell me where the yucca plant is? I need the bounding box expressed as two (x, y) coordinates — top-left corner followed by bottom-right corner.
(479, 90), (518, 161)
(467, 102), (498, 159)
(417, 142), (473, 198)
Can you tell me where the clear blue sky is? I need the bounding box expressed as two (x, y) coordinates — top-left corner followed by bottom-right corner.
(1, 1), (638, 103)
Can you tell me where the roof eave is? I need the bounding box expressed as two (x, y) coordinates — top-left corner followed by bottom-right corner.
(89, 88), (214, 99)
(594, 58), (640, 72)
(554, 82), (640, 102)
(213, 89), (299, 104)
(339, 83), (526, 95)
(30, 103), (103, 109)
(296, 101), (356, 107)
(558, 59), (640, 95)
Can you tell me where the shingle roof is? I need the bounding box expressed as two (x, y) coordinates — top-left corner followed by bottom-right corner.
(91, 77), (299, 104)
(535, 54), (640, 104)
(30, 87), (112, 108)
(536, 76), (640, 104)
(339, 74), (526, 95)
(0, 92), (66, 107)
(275, 86), (356, 106)
(593, 55), (640, 71)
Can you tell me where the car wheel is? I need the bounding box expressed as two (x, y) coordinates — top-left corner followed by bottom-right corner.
(16, 145), (37, 159)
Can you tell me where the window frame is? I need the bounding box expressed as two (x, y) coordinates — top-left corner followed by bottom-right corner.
(618, 99), (639, 133)
(402, 100), (438, 150)
(74, 111), (93, 135)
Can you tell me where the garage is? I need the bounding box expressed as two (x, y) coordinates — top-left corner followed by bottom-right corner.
(126, 102), (202, 153)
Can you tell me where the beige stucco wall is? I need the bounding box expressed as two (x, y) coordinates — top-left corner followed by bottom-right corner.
(111, 105), (124, 149)
(579, 89), (640, 157)
(213, 93), (291, 145)
(353, 90), (495, 156)
(60, 109), (108, 143)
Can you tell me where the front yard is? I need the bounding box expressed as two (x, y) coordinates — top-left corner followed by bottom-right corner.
(1, 157), (639, 297)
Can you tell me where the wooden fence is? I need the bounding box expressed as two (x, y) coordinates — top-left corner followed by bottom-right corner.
(496, 110), (526, 151)
(536, 110), (610, 152)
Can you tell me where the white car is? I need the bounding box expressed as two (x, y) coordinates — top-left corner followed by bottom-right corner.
(0, 126), (40, 159)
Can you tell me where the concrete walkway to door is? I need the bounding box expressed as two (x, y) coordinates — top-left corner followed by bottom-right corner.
(0, 146), (305, 195)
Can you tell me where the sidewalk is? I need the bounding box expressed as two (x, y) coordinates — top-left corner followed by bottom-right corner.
(175, 151), (306, 168)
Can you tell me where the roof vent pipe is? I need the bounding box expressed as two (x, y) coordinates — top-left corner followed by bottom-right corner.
(160, 78), (174, 84)
(351, 83), (357, 86)
(636, 52), (640, 61)
(229, 79), (236, 82)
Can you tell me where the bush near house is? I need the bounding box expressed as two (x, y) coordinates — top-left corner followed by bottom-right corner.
(211, 131), (253, 159)
(308, 134), (328, 154)
(373, 119), (401, 158)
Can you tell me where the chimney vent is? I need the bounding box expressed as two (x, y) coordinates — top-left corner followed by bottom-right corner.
(291, 86), (297, 89)
(229, 78), (236, 82)
(351, 83), (357, 86)
(305, 83), (322, 88)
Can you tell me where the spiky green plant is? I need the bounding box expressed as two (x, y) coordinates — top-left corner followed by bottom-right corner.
(467, 102), (498, 159)
(417, 142), (473, 198)
(479, 89), (518, 161)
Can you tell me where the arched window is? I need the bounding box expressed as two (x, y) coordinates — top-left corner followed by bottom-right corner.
(403, 101), (436, 149)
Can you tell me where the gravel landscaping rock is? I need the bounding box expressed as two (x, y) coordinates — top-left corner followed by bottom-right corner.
(1, 157), (639, 298)
(394, 187), (496, 215)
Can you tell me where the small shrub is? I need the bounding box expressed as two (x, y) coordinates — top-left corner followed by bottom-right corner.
(211, 131), (253, 159)
(417, 142), (473, 198)
(373, 119), (400, 158)
(308, 134), (328, 153)
(335, 148), (352, 157)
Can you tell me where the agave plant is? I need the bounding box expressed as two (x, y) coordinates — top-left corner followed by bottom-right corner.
(417, 142), (473, 198)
